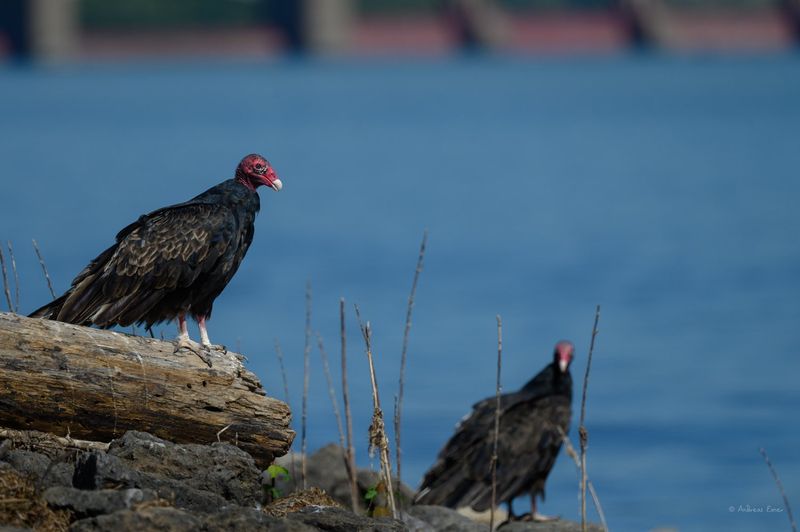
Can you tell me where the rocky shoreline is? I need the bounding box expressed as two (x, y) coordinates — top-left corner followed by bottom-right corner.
(0, 430), (599, 531)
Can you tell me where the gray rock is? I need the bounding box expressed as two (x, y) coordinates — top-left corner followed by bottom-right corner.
(44, 486), (158, 518)
(276, 445), (415, 511)
(73, 451), (142, 490)
(3, 449), (50, 478)
(3, 449), (74, 488)
(108, 431), (261, 506)
(396, 511), (431, 532)
(407, 505), (485, 532)
(0, 438), (13, 459)
(73, 449), (228, 513)
(70, 506), (201, 532)
(498, 519), (604, 532)
(148, 476), (229, 514)
(202, 507), (316, 531)
(45, 461), (76, 488)
(286, 506), (407, 532)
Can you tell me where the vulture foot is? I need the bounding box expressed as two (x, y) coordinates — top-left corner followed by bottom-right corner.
(517, 512), (560, 522)
(174, 336), (214, 367)
(204, 343), (228, 355)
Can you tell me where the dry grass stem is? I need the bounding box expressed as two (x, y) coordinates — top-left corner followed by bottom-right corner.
(340, 298), (359, 511)
(216, 424), (231, 443)
(274, 339), (298, 489)
(580, 305), (601, 532)
(0, 468), (71, 531)
(316, 332), (346, 450)
(557, 427), (608, 532)
(355, 304), (397, 519)
(32, 239), (56, 299)
(395, 229), (427, 485)
(6, 242), (19, 312)
(0, 247), (12, 313)
(760, 447), (797, 532)
(489, 314), (502, 532)
(302, 281), (312, 490)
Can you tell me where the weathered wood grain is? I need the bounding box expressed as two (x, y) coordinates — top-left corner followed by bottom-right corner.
(0, 312), (294, 465)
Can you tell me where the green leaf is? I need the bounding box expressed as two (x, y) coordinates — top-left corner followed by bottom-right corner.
(266, 464), (290, 480)
(364, 486), (378, 502)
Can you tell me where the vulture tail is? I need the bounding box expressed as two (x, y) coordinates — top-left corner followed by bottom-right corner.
(28, 293), (69, 320)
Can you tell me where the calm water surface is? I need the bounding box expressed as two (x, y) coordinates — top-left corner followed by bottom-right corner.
(1, 54), (798, 531)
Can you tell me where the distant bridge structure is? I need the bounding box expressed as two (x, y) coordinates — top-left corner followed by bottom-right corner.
(0, 0), (797, 61)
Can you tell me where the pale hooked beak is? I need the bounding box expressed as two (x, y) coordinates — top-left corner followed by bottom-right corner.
(270, 178), (283, 192)
(558, 358), (569, 373)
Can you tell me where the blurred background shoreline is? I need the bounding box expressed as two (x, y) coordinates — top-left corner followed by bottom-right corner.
(1, 0), (800, 62)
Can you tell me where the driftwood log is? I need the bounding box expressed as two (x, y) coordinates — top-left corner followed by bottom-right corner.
(0, 312), (294, 466)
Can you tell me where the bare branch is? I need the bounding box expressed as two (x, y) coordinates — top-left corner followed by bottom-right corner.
(0, 247), (12, 312)
(216, 424), (231, 443)
(354, 304), (397, 519)
(274, 338), (297, 489)
(340, 297), (359, 512)
(32, 239), (56, 299)
(580, 305), (601, 532)
(316, 331), (346, 450)
(274, 340), (292, 406)
(0, 428), (109, 454)
(301, 281), (312, 490)
(760, 447), (797, 532)
(490, 314), (502, 532)
(7, 241), (20, 312)
(557, 426), (608, 532)
(396, 229), (427, 485)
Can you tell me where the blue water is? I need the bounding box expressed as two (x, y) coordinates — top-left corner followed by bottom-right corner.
(1, 54), (798, 531)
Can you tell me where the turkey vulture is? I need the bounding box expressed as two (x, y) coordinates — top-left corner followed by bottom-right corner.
(415, 340), (574, 522)
(29, 153), (282, 364)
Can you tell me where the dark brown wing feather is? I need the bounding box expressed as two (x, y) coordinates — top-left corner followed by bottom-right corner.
(32, 202), (240, 328)
(416, 363), (572, 511)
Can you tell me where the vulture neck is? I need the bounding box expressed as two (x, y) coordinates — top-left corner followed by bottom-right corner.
(521, 363), (570, 396)
(235, 175), (257, 192)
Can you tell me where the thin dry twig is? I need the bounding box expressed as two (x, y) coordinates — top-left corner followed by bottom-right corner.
(489, 314), (502, 532)
(760, 447), (797, 532)
(302, 281), (312, 490)
(557, 426), (608, 532)
(7, 241), (20, 312)
(0, 247), (12, 312)
(355, 304), (397, 519)
(580, 305), (601, 532)
(274, 339), (298, 489)
(216, 424), (231, 443)
(32, 239), (56, 299)
(340, 297), (359, 512)
(316, 332), (346, 450)
(395, 229), (427, 486)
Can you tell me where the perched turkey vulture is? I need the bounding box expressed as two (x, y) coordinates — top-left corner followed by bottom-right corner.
(415, 340), (574, 522)
(29, 153), (282, 364)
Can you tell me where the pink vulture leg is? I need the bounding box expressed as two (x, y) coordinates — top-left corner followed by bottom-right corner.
(173, 312), (213, 367)
(178, 313), (190, 340)
(197, 315), (211, 347)
(197, 315), (229, 355)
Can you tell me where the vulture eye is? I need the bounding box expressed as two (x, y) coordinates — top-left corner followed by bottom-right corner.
(255, 163), (265, 173)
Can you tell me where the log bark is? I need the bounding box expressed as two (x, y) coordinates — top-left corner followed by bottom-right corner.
(0, 312), (294, 466)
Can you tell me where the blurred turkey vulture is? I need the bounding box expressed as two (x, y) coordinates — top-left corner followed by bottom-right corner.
(30, 153), (282, 364)
(415, 340), (574, 521)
